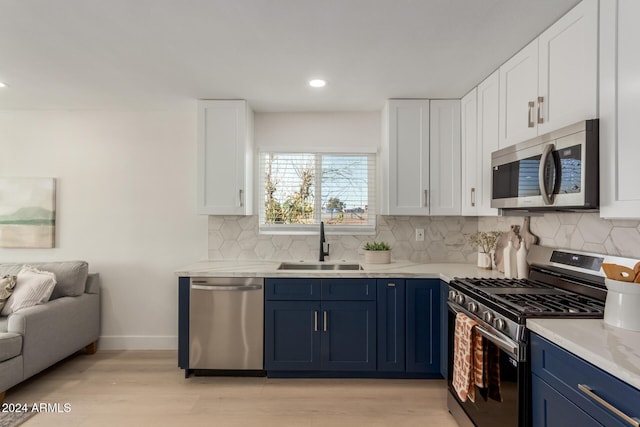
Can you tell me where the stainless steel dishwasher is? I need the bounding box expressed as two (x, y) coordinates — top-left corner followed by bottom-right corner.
(189, 277), (264, 372)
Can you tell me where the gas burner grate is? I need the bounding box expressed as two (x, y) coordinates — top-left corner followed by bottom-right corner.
(495, 293), (604, 315)
(458, 277), (554, 289)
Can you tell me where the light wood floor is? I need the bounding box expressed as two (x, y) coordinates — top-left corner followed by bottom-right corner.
(6, 351), (458, 426)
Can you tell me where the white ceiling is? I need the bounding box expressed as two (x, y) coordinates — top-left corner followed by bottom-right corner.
(0, 0), (580, 112)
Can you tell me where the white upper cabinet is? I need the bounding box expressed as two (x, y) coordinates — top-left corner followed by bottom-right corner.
(429, 100), (461, 216)
(599, 0), (640, 219)
(499, 0), (598, 147)
(537, 0), (598, 134)
(476, 70), (500, 216)
(499, 39), (539, 148)
(197, 100), (254, 215)
(380, 99), (460, 216)
(461, 71), (500, 217)
(380, 100), (430, 215)
(461, 89), (478, 215)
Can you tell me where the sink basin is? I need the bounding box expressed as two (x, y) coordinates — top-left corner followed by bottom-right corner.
(278, 262), (363, 271)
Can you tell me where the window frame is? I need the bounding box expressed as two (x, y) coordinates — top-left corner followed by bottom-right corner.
(258, 150), (376, 235)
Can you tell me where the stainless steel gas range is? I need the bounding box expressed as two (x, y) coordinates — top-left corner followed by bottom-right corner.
(446, 245), (637, 427)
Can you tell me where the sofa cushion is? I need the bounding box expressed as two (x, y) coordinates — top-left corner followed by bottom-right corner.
(0, 316), (7, 333)
(0, 275), (17, 312)
(0, 266), (56, 316)
(0, 332), (22, 363)
(0, 261), (88, 299)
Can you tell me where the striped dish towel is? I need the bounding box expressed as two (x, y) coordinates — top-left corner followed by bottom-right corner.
(452, 312), (484, 402)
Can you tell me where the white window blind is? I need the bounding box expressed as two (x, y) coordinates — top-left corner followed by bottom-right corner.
(259, 152), (376, 234)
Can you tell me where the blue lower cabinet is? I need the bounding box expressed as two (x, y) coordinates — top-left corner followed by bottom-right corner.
(265, 300), (321, 371)
(321, 301), (377, 371)
(265, 278), (377, 373)
(377, 280), (405, 372)
(531, 333), (640, 427)
(532, 374), (601, 427)
(178, 277), (190, 373)
(439, 280), (448, 379)
(406, 279), (440, 374)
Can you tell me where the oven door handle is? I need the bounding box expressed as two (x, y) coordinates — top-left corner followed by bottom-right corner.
(474, 326), (519, 358)
(448, 302), (520, 359)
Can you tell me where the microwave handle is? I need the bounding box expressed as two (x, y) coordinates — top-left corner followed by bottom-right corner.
(538, 143), (555, 205)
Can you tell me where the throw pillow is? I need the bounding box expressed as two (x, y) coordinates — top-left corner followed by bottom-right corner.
(0, 266), (57, 316)
(0, 275), (17, 313)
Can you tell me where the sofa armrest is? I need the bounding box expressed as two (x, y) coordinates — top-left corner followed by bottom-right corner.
(85, 273), (100, 294)
(7, 293), (100, 379)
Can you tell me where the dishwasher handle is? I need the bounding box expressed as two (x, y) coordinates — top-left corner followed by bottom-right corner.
(191, 284), (263, 292)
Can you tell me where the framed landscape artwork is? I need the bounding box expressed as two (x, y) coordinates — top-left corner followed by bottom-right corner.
(0, 177), (56, 248)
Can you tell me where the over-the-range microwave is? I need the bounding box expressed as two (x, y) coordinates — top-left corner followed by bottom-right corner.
(491, 119), (599, 211)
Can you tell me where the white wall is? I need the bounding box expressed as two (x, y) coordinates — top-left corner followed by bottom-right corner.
(255, 112), (380, 152)
(0, 109), (208, 350)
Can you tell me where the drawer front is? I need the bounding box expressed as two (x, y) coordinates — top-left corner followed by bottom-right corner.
(531, 333), (640, 427)
(265, 278), (321, 301)
(532, 373), (602, 427)
(321, 278), (376, 301)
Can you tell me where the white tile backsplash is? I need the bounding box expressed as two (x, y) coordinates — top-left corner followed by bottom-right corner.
(208, 213), (640, 262)
(478, 212), (640, 258)
(208, 215), (479, 263)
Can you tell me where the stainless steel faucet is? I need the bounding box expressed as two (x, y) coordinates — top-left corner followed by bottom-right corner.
(319, 221), (330, 261)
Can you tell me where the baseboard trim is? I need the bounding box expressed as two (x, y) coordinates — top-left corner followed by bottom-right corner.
(97, 335), (178, 350)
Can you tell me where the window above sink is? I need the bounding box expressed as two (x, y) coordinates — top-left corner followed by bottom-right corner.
(258, 152), (376, 235)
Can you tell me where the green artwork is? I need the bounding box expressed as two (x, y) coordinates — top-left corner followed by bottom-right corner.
(0, 178), (56, 248)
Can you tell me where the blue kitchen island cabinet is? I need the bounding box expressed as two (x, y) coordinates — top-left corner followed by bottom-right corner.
(406, 279), (441, 374)
(531, 333), (640, 427)
(265, 278), (376, 374)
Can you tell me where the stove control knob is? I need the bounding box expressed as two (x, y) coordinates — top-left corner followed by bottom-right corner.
(495, 318), (507, 331)
(448, 290), (457, 301)
(455, 294), (465, 305)
(467, 302), (478, 313)
(483, 311), (494, 324)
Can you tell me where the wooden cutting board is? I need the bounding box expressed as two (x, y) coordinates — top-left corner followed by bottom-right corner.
(494, 225), (521, 273)
(521, 216), (539, 251)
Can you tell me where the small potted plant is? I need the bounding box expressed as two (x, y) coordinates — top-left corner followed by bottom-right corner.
(468, 231), (502, 269)
(363, 241), (392, 264)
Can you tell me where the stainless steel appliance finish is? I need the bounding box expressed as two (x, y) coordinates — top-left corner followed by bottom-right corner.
(491, 120), (599, 211)
(446, 245), (638, 427)
(189, 277), (264, 371)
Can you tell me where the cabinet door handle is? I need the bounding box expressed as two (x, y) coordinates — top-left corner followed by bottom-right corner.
(387, 283), (396, 287)
(314, 311), (318, 332)
(471, 188), (476, 207)
(528, 101), (535, 128)
(578, 384), (640, 427)
(323, 311), (328, 332)
(238, 189), (244, 207)
(537, 96), (544, 124)
(424, 189), (428, 207)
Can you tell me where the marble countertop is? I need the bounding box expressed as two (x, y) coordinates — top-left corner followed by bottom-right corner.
(527, 319), (640, 390)
(175, 259), (504, 282)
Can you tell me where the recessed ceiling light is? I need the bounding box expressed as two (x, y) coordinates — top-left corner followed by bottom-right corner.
(0, 82), (7, 88)
(309, 79), (326, 88)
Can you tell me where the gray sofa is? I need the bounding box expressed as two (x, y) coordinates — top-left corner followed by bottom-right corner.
(0, 261), (100, 402)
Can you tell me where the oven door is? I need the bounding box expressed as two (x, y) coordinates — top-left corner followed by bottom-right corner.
(447, 303), (529, 427)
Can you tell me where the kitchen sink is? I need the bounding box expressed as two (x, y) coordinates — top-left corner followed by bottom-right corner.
(277, 262), (363, 271)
